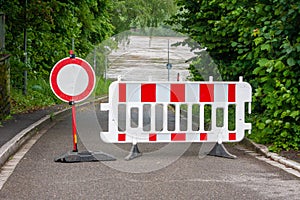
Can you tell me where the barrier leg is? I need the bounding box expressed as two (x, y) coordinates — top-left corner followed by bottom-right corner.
(208, 143), (236, 159)
(125, 144), (142, 160)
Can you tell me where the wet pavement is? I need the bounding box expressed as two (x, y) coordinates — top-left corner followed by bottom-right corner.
(107, 36), (194, 81)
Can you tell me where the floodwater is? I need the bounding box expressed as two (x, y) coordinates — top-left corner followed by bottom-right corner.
(106, 36), (196, 81)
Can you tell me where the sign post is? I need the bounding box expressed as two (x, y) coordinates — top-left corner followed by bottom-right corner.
(50, 50), (115, 162)
(70, 101), (78, 152)
(166, 40), (172, 81)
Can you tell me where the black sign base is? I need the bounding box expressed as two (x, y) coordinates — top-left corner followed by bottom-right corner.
(55, 151), (116, 163)
(208, 143), (237, 159)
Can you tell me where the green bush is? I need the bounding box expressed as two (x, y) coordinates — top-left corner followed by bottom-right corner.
(94, 77), (112, 97)
(10, 76), (59, 114)
(169, 0), (300, 151)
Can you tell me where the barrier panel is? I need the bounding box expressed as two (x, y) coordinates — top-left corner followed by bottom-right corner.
(100, 77), (252, 159)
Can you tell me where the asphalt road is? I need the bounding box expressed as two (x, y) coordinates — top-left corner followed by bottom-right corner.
(0, 103), (299, 200)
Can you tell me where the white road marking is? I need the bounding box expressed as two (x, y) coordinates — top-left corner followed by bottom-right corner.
(0, 127), (48, 190)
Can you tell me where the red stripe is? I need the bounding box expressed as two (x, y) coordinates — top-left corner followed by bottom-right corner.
(229, 133), (236, 141)
(200, 133), (207, 141)
(141, 84), (156, 102)
(118, 133), (126, 141)
(170, 84), (185, 102)
(171, 133), (186, 141)
(200, 84), (214, 102)
(228, 84), (236, 102)
(149, 134), (157, 141)
(119, 83), (126, 102)
(50, 57), (95, 102)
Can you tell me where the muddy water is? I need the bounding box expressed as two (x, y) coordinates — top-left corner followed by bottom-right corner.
(107, 36), (195, 81)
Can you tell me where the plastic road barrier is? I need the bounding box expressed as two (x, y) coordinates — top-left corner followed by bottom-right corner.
(100, 77), (252, 147)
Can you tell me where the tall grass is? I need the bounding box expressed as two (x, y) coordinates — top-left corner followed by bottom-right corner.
(94, 77), (112, 97)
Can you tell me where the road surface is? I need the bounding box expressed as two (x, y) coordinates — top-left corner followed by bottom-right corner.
(0, 103), (299, 199)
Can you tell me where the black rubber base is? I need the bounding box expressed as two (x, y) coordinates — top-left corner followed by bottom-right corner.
(54, 151), (116, 163)
(208, 143), (237, 159)
(125, 144), (142, 161)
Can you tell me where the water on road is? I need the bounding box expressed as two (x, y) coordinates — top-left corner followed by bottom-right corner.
(107, 36), (195, 81)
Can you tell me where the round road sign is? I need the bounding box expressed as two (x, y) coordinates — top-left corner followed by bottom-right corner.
(50, 57), (95, 103)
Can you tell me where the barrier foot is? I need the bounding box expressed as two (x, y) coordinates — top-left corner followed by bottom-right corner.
(208, 143), (237, 159)
(54, 151), (116, 163)
(125, 144), (142, 161)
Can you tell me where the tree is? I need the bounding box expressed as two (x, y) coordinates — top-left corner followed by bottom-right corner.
(169, 0), (300, 151)
(1, 0), (113, 81)
(1, 0), (176, 81)
(111, 0), (176, 34)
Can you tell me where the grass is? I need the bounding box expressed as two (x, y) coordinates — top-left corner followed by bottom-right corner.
(10, 76), (111, 115)
(10, 77), (58, 114)
(94, 78), (112, 96)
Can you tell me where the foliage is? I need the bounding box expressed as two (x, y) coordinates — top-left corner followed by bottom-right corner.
(169, 0), (300, 151)
(1, 0), (115, 115)
(94, 77), (112, 97)
(1, 0), (178, 119)
(111, 0), (176, 34)
(1, 0), (176, 85)
(10, 76), (59, 114)
(2, 0), (113, 83)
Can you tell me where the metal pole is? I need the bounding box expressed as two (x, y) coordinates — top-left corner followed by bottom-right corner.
(23, 0), (28, 95)
(168, 40), (170, 62)
(168, 40), (169, 81)
(104, 46), (110, 81)
(0, 13), (5, 52)
(166, 40), (172, 81)
(93, 47), (96, 71)
(71, 4), (75, 52)
(105, 56), (107, 81)
(72, 38), (74, 51)
(23, 71), (27, 95)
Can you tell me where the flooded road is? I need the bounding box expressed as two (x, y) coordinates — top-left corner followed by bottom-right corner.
(107, 36), (195, 81)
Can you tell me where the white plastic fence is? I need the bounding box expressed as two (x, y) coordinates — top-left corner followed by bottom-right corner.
(100, 77), (251, 144)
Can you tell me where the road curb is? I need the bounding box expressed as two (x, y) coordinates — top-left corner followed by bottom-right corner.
(0, 96), (108, 168)
(241, 137), (300, 172)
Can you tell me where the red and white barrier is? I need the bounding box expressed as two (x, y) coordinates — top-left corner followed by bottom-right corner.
(100, 77), (251, 145)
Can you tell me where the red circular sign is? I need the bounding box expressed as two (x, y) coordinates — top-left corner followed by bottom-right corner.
(50, 57), (95, 103)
